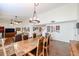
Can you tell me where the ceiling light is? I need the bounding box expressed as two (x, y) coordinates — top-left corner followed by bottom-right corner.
(29, 3), (40, 24)
(10, 16), (22, 24)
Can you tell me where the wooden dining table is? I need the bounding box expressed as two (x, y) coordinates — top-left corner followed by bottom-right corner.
(0, 37), (40, 56)
(13, 37), (39, 56)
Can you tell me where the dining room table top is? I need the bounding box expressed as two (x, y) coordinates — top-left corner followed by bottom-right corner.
(14, 37), (40, 56)
(0, 36), (43, 56)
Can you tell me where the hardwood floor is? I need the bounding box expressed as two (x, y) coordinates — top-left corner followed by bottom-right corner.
(49, 40), (70, 56)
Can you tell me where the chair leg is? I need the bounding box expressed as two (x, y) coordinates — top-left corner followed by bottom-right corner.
(43, 50), (44, 56)
(44, 48), (48, 56)
(46, 49), (48, 56)
(48, 46), (49, 55)
(43, 47), (44, 56)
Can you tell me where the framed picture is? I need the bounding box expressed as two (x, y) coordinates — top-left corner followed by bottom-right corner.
(39, 27), (42, 32)
(16, 28), (21, 31)
(56, 25), (60, 32)
(51, 26), (53, 32)
(47, 26), (50, 32)
(33, 27), (38, 31)
(51, 26), (56, 32)
(33, 27), (35, 31)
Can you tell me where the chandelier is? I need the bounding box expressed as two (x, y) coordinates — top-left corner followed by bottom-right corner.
(10, 16), (22, 24)
(29, 3), (40, 24)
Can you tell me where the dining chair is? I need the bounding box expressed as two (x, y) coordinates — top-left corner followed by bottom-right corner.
(4, 37), (14, 45)
(27, 36), (44, 56)
(15, 34), (22, 42)
(0, 37), (14, 56)
(0, 47), (4, 56)
(0, 38), (6, 56)
(23, 34), (28, 40)
(43, 34), (50, 56)
(33, 33), (36, 38)
(4, 37), (16, 56)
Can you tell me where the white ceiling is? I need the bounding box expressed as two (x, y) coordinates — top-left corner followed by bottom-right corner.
(0, 3), (67, 18)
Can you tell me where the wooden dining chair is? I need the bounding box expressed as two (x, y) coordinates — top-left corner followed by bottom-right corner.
(23, 35), (28, 40)
(27, 36), (44, 56)
(0, 37), (15, 56)
(36, 36), (44, 56)
(0, 47), (4, 56)
(15, 34), (22, 42)
(0, 38), (7, 56)
(33, 33), (36, 38)
(43, 34), (50, 56)
(4, 37), (16, 56)
(4, 37), (14, 45)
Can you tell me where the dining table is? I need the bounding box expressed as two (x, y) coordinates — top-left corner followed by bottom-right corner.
(0, 37), (40, 56)
(13, 37), (39, 56)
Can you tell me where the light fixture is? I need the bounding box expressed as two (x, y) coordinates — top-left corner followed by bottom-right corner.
(14, 16), (22, 23)
(10, 19), (13, 24)
(29, 3), (40, 24)
(10, 16), (22, 24)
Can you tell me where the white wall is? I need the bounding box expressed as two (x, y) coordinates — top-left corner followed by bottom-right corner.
(38, 3), (78, 42)
(76, 4), (79, 40)
(46, 20), (77, 42)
